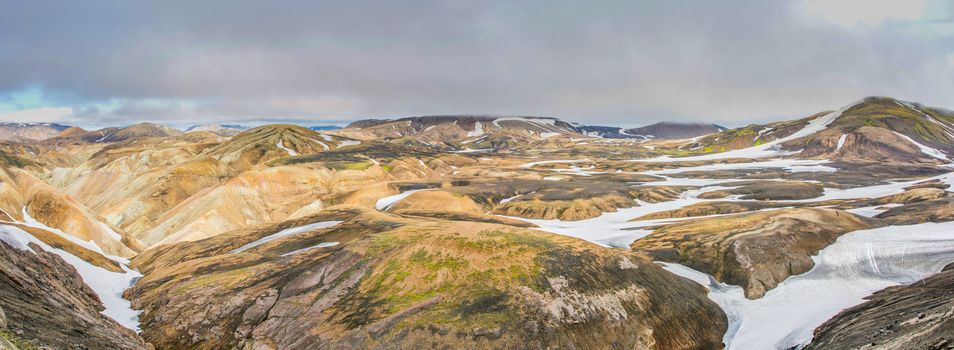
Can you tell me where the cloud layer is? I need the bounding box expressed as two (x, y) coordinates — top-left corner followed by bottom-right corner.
(1, 0), (952, 128)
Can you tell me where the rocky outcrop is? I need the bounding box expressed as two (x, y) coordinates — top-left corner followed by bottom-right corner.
(875, 198), (954, 225)
(698, 180), (824, 200)
(126, 207), (727, 350)
(633, 201), (789, 220)
(805, 263), (954, 350)
(492, 194), (637, 221)
(632, 208), (871, 299)
(624, 122), (726, 140)
(0, 240), (146, 349)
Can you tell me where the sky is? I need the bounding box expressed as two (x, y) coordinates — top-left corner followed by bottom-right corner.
(0, 0), (952, 129)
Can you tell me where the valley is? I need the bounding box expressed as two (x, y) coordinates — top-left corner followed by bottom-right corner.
(2, 96), (954, 349)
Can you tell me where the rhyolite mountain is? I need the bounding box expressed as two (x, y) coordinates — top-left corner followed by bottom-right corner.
(0, 122), (71, 142)
(624, 122), (726, 139)
(3, 96), (954, 349)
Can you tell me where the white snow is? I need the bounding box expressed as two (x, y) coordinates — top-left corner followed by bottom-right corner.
(276, 139), (298, 156)
(845, 203), (902, 217)
(663, 221), (954, 349)
(281, 242), (340, 257)
(375, 189), (426, 210)
(0, 224), (143, 331)
(835, 134), (848, 151)
(19, 207), (113, 258)
(337, 139), (361, 148)
(95, 131), (112, 142)
(501, 192), (533, 204)
(892, 131), (948, 160)
(307, 138), (330, 151)
(231, 221), (343, 253)
(644, 159), (837, 175)
(808, 171), (954, 201)
(466, 121), (485, 137)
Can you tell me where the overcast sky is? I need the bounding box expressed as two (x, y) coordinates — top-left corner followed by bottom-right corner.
(1, 0), (952, 129)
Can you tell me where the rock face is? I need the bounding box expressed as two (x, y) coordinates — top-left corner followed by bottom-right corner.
(632, 208), (871, 299)
(697, 180), (824, 200)
(0, 241), (146, 349)
(126, 207), (727, 350)
(805, 263), (954, 350)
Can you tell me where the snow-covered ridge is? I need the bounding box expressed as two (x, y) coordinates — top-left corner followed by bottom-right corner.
(633, 99), (863, 162)
(0, 223), (142, 331)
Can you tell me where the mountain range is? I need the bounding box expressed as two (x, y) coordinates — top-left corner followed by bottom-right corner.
(1, 96), (954, 349)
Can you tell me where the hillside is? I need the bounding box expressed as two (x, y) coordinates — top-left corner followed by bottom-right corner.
(2, 96), (954, 349)
(0, 123), (70, 142)
(673, 97), (954, 164)
(625, 122), (726, 139)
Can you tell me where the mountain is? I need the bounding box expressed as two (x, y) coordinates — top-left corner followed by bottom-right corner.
(185, 124), (247, 137)
(336, 116), (583, 152)
(679, 97), (954, 164)
(44, 122), (184, 145)
(0, 122), (71, 142)
(3, 97), (954, 349)
(574, 125), (651, 139)
(308, 125), (342, 131)
(624, 122), (726, 139)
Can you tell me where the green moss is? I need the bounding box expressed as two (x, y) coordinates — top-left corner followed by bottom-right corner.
(0, 152), (35, 168)
(409, 249), (468, 271)
(0, 328), (40, 350)
(480, 230), (557, 250)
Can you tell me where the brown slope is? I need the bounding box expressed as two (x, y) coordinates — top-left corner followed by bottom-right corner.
(0, 239), (146, 349)
(126, 207), (727, 350)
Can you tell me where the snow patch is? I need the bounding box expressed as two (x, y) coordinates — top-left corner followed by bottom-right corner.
(281, 242), (340, 257)
(466, 121), (485, 137)
(276, 139), (298, 156)
(835, 134), (848, 151)
(231, 221), (343, 253)
(375, 189), (426, 210)
(892, 131), (948, 161)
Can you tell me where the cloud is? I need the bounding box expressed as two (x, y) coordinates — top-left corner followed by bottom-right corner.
(0, 107), (73, 123)
(0, 0), (952, 128)
(801, 0), (928, 27)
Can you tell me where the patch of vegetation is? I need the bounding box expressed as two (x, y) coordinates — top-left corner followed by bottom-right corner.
(409, 249), (468, 271)
(0, 328), (41, 350)
(0, 151), (35, 168)
(479, 230), (558, 251)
